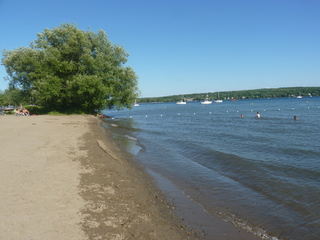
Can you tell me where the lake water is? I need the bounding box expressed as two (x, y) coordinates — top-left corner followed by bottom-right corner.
(102, 97), (320, 240)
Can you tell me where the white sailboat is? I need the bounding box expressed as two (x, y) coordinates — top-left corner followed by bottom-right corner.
(134, 100), (139, 106)
(214, 92), (223, 103)
(201, 95), (212, 104)
(176, 100), (186, 105)
(176, 96), (187, 104)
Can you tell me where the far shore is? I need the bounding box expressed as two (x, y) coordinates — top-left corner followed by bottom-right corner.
(0, 115), (261, 239)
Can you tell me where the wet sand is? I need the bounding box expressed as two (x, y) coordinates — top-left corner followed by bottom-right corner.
(0, 115), (260, 239)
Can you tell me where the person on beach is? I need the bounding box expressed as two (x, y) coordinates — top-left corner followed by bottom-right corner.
(22, 108), (30, 116)
(16, 108), (23, 116)
(256, 112), (261, 118)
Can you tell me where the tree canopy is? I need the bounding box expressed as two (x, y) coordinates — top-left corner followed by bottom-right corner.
(1, 23), (139, 113)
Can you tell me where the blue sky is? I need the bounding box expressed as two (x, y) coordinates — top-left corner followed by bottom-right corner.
(1, 0), (319, 97)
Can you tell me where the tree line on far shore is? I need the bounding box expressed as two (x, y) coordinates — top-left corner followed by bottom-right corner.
(138, 87), (320, 103)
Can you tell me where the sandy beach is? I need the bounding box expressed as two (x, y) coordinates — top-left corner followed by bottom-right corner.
(0, 115), (193, 239)
(0, 115), (260, 240)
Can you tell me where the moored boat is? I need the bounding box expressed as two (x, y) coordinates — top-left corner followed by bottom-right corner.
(201, 95), (212, 104)
(176, 96), (187, 104)
(214, 92), (223, 103)
(176, 100), (187, 105)
(134, 100), (139, 106)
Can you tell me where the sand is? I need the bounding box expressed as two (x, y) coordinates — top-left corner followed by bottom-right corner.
(0, 115), (261, 240)
(0, 115), (193, 240)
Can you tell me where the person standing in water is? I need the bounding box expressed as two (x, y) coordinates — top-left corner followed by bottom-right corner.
(256, 112), (261, 118)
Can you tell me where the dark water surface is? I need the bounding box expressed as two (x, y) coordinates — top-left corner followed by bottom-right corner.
(102, 97), (320, 240)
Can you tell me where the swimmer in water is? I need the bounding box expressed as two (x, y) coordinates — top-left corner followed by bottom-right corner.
(256, 112), (261, 118)
(294, 115), (298, 120)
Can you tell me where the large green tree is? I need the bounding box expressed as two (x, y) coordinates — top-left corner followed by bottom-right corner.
(1, 23), (139, 113)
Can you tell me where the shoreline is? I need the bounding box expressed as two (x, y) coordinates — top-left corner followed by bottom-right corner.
(101, 117), (262, 240)
(0, 115), (193, 239)
(0, 114), (261, 239)
(147, 169), (263, 240)
(80, 115), (195, 239)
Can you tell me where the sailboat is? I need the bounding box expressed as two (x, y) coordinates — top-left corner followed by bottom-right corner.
(201, 94), (212, 104)
(176, 100), (186, 105)
(176, 96), (187, 104)
(214, 92), (223, 103)
(134, 100), (139, 106)
(297, 92), (303, 98)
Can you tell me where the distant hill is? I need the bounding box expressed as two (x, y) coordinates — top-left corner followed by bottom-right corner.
(138, 87), (320, 103)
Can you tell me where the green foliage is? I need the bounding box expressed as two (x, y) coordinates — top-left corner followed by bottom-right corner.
(24, 105), (50, 115)
(0, 88), (28, 106)
(21, 105), (81, 115)
(0, 91), (4, 106)
(1, 23), (139, 114)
